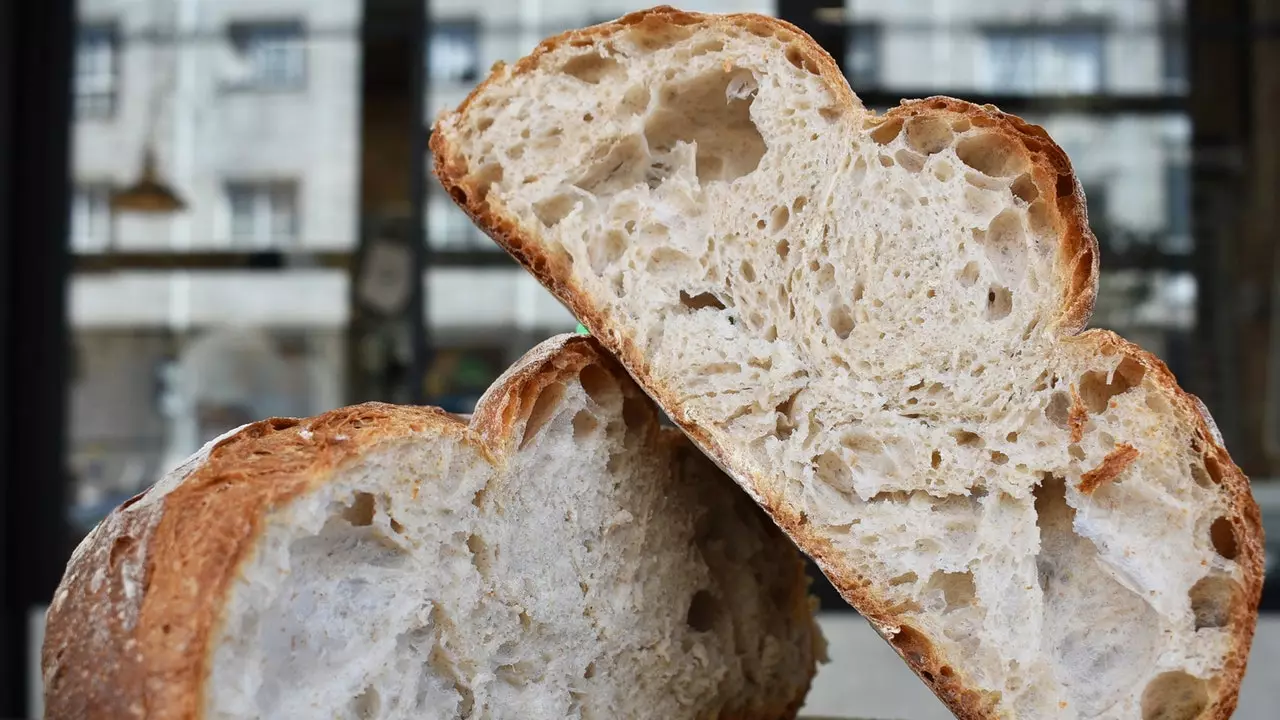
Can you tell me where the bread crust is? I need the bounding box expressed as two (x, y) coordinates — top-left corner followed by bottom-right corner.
(42, 334), (818, 720)
(430, 7), (1263, 719)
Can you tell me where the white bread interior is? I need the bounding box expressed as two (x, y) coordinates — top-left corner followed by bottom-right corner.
(431, 8), (1265, 720)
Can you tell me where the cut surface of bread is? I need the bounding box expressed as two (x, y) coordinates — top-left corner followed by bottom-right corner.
(431, 7), (1265, 719)
(42, 335), (821, 720)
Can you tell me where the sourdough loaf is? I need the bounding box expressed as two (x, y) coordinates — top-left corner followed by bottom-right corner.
(42, 334), (822, 719)
(432, 7), (1265, 719)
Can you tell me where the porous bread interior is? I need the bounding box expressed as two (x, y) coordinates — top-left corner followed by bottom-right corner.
(437, 18), (1252, 720)
(206, 363), (814, 719)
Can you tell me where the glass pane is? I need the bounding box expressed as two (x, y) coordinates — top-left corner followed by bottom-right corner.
(837, 0), (1184, 97)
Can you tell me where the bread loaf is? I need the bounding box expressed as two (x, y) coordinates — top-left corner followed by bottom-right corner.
(432, 8), (1265, 718)
(42, 334), (822, 719)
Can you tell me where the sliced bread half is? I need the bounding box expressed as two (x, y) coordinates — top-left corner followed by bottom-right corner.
(42, 334), (822, 719)
(431, 7), (1265, 719)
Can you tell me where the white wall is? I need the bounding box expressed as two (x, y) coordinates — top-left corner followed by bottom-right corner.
(74, 0), (361, 251)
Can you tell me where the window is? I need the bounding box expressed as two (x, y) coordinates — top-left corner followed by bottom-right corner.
(845, 24), (881, 88)
(229, 21), (306, 90)
(979, 28), (1104, 95)
(226, 182), (299, 248)
(430, 20), (480, 84)
(70, 184), (113, 252)
(75, 24), (117, 117)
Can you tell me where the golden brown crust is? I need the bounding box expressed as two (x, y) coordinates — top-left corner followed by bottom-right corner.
(1078, 443), (1141, 494)
(43, 334), (817, 720)
(430, 7), (1263, 720)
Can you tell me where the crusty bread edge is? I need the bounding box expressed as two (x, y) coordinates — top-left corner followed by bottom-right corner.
(42, 333), (818, 720)
(429, 7), (1263, 718)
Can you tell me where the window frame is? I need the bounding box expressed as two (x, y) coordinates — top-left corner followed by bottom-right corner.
(224, 180), (300, 249)
(74, 21), (118, 119)
(428, 17), (481, 86)
(69, 182), (114, 252)
(976, 21), (1108, 97)
(226, 19), (308, 93)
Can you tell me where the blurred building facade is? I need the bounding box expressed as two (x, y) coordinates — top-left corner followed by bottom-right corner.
(66, 0), (1191, 524)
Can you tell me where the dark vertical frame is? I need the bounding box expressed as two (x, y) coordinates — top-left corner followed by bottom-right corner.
(1187, 0), (1251, 462)
(0, 0), (75, 715)
(412, 1), (431, 405)
(351, 0), (430, 405)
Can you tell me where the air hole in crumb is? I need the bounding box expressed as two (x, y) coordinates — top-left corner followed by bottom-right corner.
(813, 450), (852, 492)
(926, 570), (977, 610)
(1006, 431), (1019, 443)
(1056, 173), (1075, 199)
(775, 239), (790, 258)
(1140, 671), (1208, 720)
(583, 112), (594, 122)
(690, 39), (724, 56)
(740, 260), (756, 282)
(1210, 517), (1238, 559)
(878, 154), (895, 167)
(562, 52), (623, 84)
(644, 69), (765, 184)
(579, 364), (618, 407)
(956, 133), (1027, 177)
(905, 115), (954, 154)
(622, 395), (650, 432)
(757, 218), (767, 230)
(951, 430), (983, 448)
(584, 661), (597, 678)
(466, 534), (491, 576)
(1079, 357), (1146, 414)
(870, 117), (904, 145)
(1204, 454), (1225, 485)
(686, 590), (718, 632)
(572, 410), (599, 439)
(519, 382), (566, 449)
(894, 149), (925, 173)
(1189, 462), (1214, 489)
(533, 194), (577, 227)
(342, 492), (376, 527)
(784, 44), (820, 74)
(1046, 391), (1071, 428)
(951, 117), (971, 132)
(889, 571), (918, 586)
(986, 286), (1013, 320)
(940, 665), (955, 678)
(770, 205), (790, 231)
(389, 517), (405, 534)
(888, 625), (929, 667)
(774, 391), (801, 440)
(1068, 444), (1086, 461)
(1189, 574), (1237, 629)
(958, 261), (980, 287)
(792, 196), (809, 213)
(931, 450), (942, 469)
(679, 290), (727, 311)
(1011, 173), (1039, 203)
(933, 161), (955, 182)
(829, 305), (855, 339)
(990, 451), (1009, 465)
